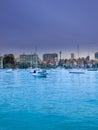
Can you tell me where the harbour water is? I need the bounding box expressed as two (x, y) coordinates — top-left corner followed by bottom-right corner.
(0, 69), (98, 130)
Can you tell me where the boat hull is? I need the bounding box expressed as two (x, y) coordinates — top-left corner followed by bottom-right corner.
(32, 69), (48, 77)
(69, 71), (85, 74)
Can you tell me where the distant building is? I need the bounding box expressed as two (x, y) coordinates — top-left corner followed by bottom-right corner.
(71, 53), (74, 59)
(59, 51), (62, 61)
(15, 57), (20, 63)
(20, 53), (39, 66)
(0, 56), (3, 68)
(3, 54), (15, 68)
(95, 52), (98, 59)
(43, 53), (58, 65)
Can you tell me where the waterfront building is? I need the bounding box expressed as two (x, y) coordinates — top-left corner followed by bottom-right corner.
(95, 52), (98, 59)
(0, 56), (3, 68)
(19, 53), (39, 66)
(3, 54), (15, 68)
(43, 53), (58, 65)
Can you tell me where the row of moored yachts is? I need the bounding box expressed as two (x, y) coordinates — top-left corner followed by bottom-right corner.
(4, 67), (98, 77)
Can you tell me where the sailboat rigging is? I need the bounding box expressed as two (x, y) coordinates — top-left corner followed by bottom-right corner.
(32, 46), (48, 77)
(69, 44), (85, 74)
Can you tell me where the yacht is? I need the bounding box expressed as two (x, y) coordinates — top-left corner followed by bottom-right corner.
(32, 69), (48, 77)
(32, 49), (48, 77)
(87, 68), (97, 71)
(69, 68), (85, 74)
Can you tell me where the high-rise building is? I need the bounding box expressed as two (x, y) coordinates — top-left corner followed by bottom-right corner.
(43, 53), (58, 65)
(95, 52), (98, 59)
(20, 53), (39, 66)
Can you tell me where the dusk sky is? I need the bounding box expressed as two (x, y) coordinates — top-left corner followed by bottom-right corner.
(0, 0), (98, 58)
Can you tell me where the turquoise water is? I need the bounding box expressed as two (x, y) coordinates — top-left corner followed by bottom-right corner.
(0, 69), (98, 130)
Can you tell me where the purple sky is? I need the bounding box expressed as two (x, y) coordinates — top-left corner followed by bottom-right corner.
(0, 0), (98, 58)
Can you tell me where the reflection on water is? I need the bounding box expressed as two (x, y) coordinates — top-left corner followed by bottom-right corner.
(0, 69), (98, 130)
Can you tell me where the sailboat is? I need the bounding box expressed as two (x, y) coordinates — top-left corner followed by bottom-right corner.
(29, 53), (35, 73)
(69, 44), (85, 74)
(32, 68), (48, 77)
(32, 49), (48, 77)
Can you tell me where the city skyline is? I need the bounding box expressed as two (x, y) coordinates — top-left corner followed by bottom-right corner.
(0, 0), (98, 56)
(0, 50), (96, 60)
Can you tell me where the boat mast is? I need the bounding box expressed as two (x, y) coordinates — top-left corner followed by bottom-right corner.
(77, 44), (79, 68)
(77, 44), (79, 59)
(30, 52), (32, 68)
(35, 45), (38, 68)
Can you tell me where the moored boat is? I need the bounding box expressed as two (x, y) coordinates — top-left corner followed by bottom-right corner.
(32, 69), (48, 77)
(88, 68), (97, 71)
(69, 69), (85, 74)
(6, 69), (13, 73)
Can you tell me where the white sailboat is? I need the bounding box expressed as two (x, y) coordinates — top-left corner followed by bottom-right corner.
(69, 44), (85, 74)
(29, 53), (35, 73)
(32, 48), (48, 77)
(32, 68), (48, 77)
